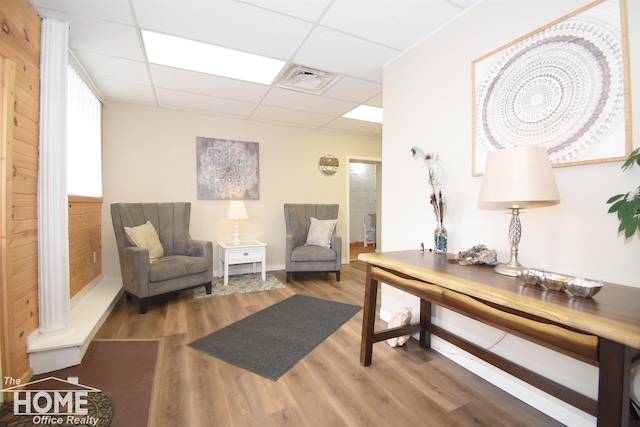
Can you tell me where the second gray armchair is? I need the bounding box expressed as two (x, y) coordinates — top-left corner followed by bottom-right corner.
(284, 204), (341, 283)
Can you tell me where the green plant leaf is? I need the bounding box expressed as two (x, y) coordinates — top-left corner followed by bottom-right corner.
(619, 220), (630, 235)
(622, 147), (640, 171)
(608, 199), (626, 214)
(607, 194), (625, 204)
(624, 221), (637, 239)
(618, 213), (640, 238)
(607, 148), (639, 240)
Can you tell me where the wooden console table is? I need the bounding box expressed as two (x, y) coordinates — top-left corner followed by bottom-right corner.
(358, 250), (640, 427)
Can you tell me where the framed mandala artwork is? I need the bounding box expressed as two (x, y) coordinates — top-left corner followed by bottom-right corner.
(472, 0), (631, 176)
(196, 137), (260, 200)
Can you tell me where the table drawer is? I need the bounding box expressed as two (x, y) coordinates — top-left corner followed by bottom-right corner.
(227, 247), (263, 262)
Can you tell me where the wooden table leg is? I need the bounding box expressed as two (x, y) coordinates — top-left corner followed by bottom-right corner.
(419, 299), (431, 348)
(597, 337), (631, 427)
(360, 263), (378, 366)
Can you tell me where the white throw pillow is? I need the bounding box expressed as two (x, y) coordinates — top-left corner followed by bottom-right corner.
(305, 217), (337, 248)
(124, 221), (164, 263)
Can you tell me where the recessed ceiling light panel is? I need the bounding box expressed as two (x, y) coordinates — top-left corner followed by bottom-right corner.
(342, 105), (383, 124)
(142, 30), (285, 85)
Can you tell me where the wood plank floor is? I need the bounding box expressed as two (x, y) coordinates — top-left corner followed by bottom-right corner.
(95, 261), (565, 427)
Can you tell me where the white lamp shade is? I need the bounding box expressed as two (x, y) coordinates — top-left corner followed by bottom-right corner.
(478, 146), (560, 210)
(225, 200), (249, 220)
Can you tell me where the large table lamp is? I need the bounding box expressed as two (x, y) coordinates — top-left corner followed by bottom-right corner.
(225, 200), (249, 244)
(478, 146), (560, 276)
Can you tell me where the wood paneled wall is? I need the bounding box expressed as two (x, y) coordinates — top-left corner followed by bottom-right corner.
(0, 0), (41, 384)
(68, 196), (102, 298)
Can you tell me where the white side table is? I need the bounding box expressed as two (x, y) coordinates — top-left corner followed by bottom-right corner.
(218, 240), (267, 286)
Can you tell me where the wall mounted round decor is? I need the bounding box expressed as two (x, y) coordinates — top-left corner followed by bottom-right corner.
(319, 154), (339, 174)
(472, 0), (631, 175)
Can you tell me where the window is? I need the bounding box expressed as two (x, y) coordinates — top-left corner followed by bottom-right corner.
(66, 63), (102, 197)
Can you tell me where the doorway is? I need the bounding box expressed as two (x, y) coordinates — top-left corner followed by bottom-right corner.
(347, 157), (381, 262)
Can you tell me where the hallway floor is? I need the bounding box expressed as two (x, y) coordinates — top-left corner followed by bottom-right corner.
(350, 242), (375, 261)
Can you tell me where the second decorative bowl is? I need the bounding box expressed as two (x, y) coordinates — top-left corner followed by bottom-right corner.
(540, 272), (568, 292)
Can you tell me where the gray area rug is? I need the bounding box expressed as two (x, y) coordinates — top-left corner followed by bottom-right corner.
(193, 273), (285, 298)
(188, 294), (361, 381)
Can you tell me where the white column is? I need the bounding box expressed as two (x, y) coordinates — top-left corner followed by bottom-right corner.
(37, 18), (70, 334)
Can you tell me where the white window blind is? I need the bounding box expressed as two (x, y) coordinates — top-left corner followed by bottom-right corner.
(67, 63), (102, 197)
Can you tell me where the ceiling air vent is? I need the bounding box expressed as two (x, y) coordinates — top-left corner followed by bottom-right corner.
(276, 65), (340, 95)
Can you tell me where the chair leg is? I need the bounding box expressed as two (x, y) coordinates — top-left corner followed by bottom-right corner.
(205, 282), (212, 294)
(336, 271), (340, 281)
(139, 298), (149, 314)
(286, 272), (292, 283)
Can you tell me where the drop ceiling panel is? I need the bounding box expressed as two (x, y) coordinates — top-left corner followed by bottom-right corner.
(251, 104), (334, 128)
(155, 88), (257, 117)
(132, 0), (314, 60)
(294, 26), (400, 83)
(321, 0), (465, 50)
(262, 87), (357, 116)
(93, 79), (156, 104)
(149, 65), (270, 103)
(63, 14), (143, 60)
(31, 0), (134, 25)
(74, 52), (150, 86)
(366, 93), (383, 108)
(321, 117), (382, 137)
(322, 76), (382, 104)
(239, 0), (332, 22)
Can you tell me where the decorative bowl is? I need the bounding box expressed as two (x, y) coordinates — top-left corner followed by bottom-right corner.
(566, 278), (604, 298)
(517, 269), (543, 286)
(540, 273), (568, 292)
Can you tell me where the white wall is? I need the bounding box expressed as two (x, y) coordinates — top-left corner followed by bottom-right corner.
(101, 102), (381, 278)
(382, 0), (639, 425)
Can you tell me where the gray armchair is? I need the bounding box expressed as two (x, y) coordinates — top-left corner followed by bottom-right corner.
(111, 202), (213, 314)
(284, 204), (341, 283)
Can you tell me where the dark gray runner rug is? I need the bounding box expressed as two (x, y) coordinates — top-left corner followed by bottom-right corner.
(188, 294), (361, 381)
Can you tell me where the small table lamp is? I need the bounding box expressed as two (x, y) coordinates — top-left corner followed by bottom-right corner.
(225, 201), (249, 244)
(478, 146), (560, 276)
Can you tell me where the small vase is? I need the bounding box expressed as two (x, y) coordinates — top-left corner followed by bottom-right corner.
(434, 223), (448, 254)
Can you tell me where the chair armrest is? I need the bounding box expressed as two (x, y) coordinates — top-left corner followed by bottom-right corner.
(331, 235), (342, 260)
(286, 233), (297, 269)
(184, 239), (214, 276)
(286, 233), (296, 248)
(184, 239), (212, 258)
(122, 246), (150, 297)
